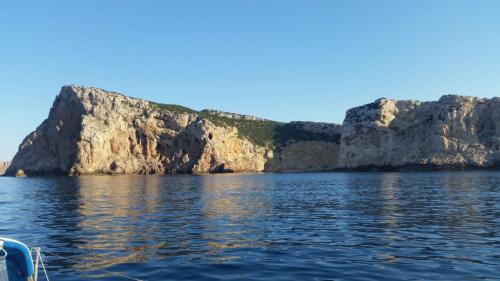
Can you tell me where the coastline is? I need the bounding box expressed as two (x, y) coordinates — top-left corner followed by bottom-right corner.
(7, 87), (500, 177)
(3, 164), (499, 178)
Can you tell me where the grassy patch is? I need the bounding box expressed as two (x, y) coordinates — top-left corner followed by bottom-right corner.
(150, 102), (198, 115)
(200, 113), (281, 147)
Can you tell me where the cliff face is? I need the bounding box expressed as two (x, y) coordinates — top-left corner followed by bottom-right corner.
(8, 86), (500, 176)
(340, 96), (500, 169)
(266, 122), (342, 171)
(6, 86), (340, 176)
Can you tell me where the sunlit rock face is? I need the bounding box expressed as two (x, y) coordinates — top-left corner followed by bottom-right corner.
(168, 119), (269, 174)
(340, 96), (500, 169)
(6, 86), (341, 176)
(8, 85), (499, 176)
(0, 161), (10, 175)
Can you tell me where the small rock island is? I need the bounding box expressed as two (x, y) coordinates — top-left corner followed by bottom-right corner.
(5, 85), (500, 176)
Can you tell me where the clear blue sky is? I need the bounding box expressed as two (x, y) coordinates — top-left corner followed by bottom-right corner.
(1, 0), (500, 160)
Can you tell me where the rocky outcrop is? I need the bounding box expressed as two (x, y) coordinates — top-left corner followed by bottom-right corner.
(340, 96), (500, 169)
(167, 119), (269, 173)
(6, 86), (340, 176)
(8, 85), (499, 176)
(0, 161), (10, 175)
(200, 109), (266, 121)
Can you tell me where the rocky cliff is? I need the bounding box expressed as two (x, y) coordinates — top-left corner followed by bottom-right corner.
(7, 86), (500, 176)
(340, 96), (500, 170)
(6, 86), (341, 176)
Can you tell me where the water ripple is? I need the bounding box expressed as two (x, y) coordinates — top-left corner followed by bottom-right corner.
(1, 172), (500, 280)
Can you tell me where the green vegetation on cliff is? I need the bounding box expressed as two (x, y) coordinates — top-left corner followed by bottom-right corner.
(152, 102), (338, 147)
(151, 102), (198, 115)
(200, 114), (281, 147)
(274, 124), (341, 145)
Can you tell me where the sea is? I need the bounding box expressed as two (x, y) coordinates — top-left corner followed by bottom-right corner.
(1, 172), (499, 280)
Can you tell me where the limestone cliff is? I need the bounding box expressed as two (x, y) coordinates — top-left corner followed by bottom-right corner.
(6, 86), (340, 176)
(340, 96), (500, 169)
(9, 85), (498, 176)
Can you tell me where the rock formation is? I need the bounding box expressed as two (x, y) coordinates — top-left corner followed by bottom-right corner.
(340, 96), (500, 169)
(0, 161), (10, 176)
(6, 85), (500, 176)
(5, 86), (340, 176)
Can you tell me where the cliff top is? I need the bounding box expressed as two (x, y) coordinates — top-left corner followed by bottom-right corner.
(59, 85), (342, 147)
(373, 94), (490, 105)
(63, 84), (498, 146)
(64, 84), (493, 123)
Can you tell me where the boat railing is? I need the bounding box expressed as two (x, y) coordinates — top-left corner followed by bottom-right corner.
(0, 247), (9, 281)
(31, 248), (49, 281)
(1, 238), (143, 281)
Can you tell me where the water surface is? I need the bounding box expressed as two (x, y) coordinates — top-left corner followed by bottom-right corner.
(1, 172), (499, 280)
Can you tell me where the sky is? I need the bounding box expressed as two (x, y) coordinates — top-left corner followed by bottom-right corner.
(1, 0), (500, 160)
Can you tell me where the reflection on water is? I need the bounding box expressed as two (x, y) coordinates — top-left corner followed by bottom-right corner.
(1, 172), (500, 280)
(76, 176), (164, 269)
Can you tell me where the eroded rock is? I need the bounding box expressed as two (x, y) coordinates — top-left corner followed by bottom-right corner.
(9, 85), (495, 176)
(340, 96), (500, 169)
(6, 85), (341, 176)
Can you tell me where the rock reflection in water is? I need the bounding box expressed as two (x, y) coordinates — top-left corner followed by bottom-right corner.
(199, 175), (271, 262)
(1, 172), (500, 281)
(76, 176), (164, 268)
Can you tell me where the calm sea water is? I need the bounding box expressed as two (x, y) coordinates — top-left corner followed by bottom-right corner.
(1, 172), (499, 281)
